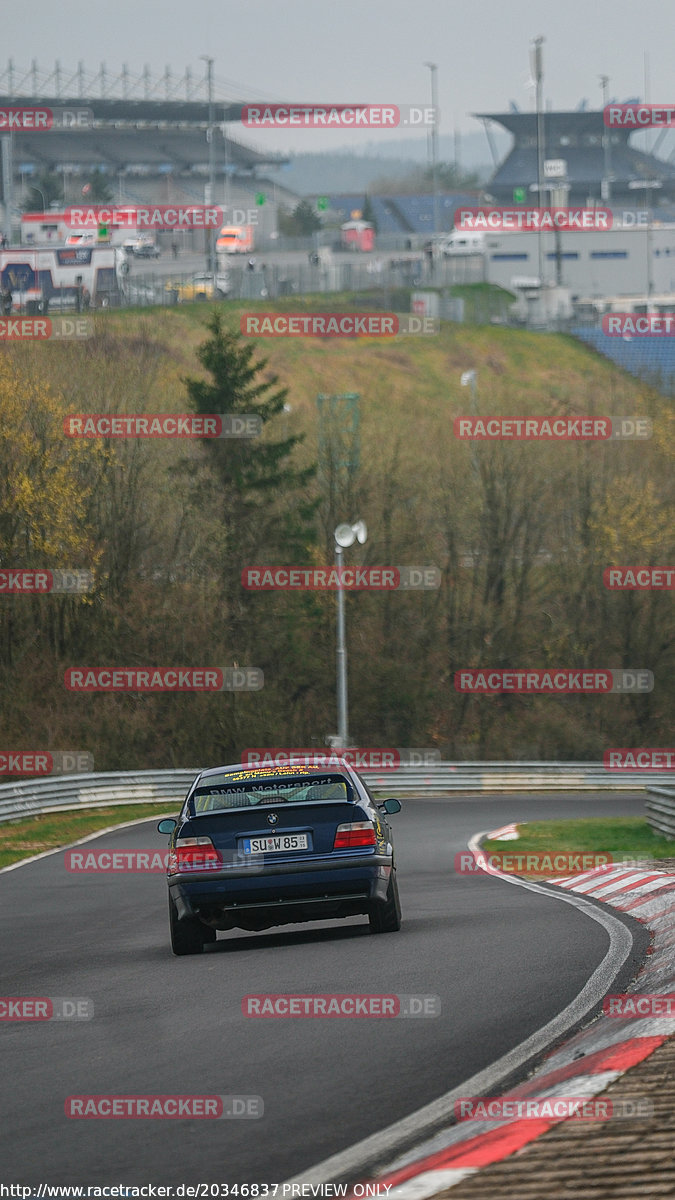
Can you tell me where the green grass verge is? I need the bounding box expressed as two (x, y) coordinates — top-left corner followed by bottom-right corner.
(3, 810), (674, 875)
(482, 817), (675, 877)
(112, 281), (513, 322)
(0, 803), (178, 869)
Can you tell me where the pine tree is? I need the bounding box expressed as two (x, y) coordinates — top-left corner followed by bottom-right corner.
(183, 312), (317, 643)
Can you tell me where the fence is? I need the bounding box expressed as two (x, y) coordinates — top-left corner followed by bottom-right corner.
(122, 256), (486, 308)
(0, 762), (667, 825)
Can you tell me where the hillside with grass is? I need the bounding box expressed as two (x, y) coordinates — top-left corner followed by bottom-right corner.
(1, 292), (672, 766)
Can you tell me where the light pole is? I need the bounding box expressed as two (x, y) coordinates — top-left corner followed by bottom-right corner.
(644, 180), (655, 299)
(461, 370), (479, 480)
(460, 368), (477, 410)
(333, 520), (367, 748)
(425, 62), (440, 242)
(531, 36), (545, 290)
(599, 75), (612, 202)
(1, 134), (14, 246)
(28, 185), (46, 211)
(201, 55), (216, 272)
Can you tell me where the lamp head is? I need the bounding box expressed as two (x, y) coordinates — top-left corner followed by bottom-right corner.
(334, 520), (368, 548)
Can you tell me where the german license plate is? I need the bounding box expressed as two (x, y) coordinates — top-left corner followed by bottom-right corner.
(242, 834), (309, 854)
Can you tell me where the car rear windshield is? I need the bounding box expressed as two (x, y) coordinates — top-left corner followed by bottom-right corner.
(189, 771), (353, 814)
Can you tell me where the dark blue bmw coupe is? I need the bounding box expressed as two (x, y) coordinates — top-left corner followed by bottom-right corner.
(157, 761), (402, 954)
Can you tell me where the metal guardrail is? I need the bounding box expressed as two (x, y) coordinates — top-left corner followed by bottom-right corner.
(363, 764), (667, 795)
(646, 786), (675, 839)
(0, 770), (197, 825)
(0, 763), (666, 825)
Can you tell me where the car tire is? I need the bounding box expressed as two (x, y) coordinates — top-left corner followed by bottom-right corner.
(368, 870), (402, 934)
(168, 893), (216, 956)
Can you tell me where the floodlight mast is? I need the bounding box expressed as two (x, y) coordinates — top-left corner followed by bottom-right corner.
(425, 62), (440, 241)
(599, 75), (612, 202)
(531, 36), (545, 290)
(333, 521), (367, 748)
(201, 55), (215, 272)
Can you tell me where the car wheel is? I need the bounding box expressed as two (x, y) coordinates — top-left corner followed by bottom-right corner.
(168, 893), (216, 955)
(368, 870), (402, 934)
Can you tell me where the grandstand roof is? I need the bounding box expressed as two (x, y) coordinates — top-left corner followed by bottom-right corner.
(12, 126), (285, 174)
(476, 109), (675, 204)
(0, 96), (246, 124)
(0, 85), (287, 173)
(476, 110), (633, 139)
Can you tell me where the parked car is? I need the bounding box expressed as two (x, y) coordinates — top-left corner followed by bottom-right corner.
(133, 238), (160, 259)
(164, 272), (229, 302)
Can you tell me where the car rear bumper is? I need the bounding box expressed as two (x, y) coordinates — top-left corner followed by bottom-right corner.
(168, 853), (392, 922)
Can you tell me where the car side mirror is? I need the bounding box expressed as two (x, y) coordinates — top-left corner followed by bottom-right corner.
(379, 798), (401, 814)
(157, 818), (177, 834)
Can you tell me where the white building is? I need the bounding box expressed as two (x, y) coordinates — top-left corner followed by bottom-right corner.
(443, 222), (675, 298)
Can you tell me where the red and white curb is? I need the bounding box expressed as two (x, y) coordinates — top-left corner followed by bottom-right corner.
(346, 853), (675, 1199)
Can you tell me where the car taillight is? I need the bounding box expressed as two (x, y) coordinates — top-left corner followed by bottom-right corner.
(168, 836), (222, 874)
(333, 822), (377, 849)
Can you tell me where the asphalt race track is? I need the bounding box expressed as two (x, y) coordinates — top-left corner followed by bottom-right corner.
(1, 792), (648, 1185)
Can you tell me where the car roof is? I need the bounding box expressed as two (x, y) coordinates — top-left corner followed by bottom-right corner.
(196, 759), (355, 782)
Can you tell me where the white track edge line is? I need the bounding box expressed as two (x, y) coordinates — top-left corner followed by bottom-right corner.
(281, 829), (637, 1186)
(0, 813), (177, 874)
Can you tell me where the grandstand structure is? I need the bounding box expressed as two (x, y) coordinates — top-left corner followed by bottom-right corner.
(476, 108), (675, 208)
(572, 324), (675, 394)
(0, 61), (296, 232)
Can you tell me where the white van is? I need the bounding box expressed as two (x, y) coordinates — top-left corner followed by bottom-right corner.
(439, 231), (487, 257)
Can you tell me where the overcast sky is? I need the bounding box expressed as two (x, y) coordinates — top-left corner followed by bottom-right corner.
(4, 0), (675, 153)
